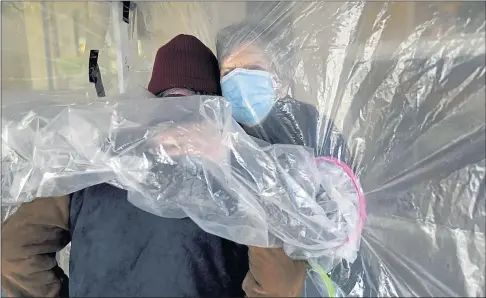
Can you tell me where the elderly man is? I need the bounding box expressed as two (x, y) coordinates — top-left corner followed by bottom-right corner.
(1, 34), (305, 297)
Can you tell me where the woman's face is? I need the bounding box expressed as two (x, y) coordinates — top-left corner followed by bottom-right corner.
(220, 43), (273, 78)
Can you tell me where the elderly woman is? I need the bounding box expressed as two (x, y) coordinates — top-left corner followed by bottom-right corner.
(216, 21), (349, 162)
(216, 21), (355, 296)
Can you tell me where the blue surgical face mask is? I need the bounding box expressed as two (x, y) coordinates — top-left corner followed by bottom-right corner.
(221, 68), (277, 127)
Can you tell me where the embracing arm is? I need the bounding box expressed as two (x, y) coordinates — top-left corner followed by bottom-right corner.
(2, 196), (71, 297)
(243, 247), (306, 297)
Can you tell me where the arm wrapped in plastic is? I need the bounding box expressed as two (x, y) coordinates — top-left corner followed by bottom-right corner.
(1, 95), (365, 297)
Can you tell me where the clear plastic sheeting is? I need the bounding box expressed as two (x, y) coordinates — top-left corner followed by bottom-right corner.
(2, 1), (485, 297)
(1, 94), (364, 296)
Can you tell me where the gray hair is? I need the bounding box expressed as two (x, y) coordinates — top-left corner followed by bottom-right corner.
(216, 21), (294, 82)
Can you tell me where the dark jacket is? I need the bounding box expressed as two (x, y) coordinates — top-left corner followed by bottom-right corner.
(242, 96), (349, 162)
(2, 187), (249, 298)
(68, 183), (248, 297)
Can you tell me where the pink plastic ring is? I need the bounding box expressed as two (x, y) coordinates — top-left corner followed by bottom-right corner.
(315, 156), (366, 238)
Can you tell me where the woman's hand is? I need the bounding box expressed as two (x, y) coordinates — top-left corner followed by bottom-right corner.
(243, 246), (306, 297)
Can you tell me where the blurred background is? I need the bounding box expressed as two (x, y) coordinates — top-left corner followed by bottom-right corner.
(2, 2), (478, 94)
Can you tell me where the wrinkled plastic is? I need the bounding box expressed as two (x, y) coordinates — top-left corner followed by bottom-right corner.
(2, 94), (364, 295)
(2, 1), (485, 297)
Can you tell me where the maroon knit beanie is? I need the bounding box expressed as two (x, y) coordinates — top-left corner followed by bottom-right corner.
(148, 34), (222, 96)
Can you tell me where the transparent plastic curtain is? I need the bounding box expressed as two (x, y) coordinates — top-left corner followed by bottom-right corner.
(2, 1), (485, 297)
(0, 0), (132, 221)
(1, 1), (138, 220)
(2, 93), (365, 297)
(113, 1), (486, 296)
(1, 0), (138, 278)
